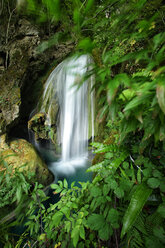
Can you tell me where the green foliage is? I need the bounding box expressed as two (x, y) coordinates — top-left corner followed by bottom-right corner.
(121, 183), (152, 238)
(1, 0), (165, 247)
(0, 157), (31, 209)
(0, 156), (48, 247)
(11, 127), (164, 247)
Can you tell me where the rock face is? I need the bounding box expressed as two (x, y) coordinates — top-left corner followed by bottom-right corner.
(0, 134), (54, 186)
(28, 112), (47, 140)
(0, 7), (74, 138)
(0, 4), (74, 186)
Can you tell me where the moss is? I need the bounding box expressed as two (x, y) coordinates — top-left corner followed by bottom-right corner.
(104, 130), (118, 145)
(28, 113), (46, 129)
(0, 139), (54, 186)
(92, 129), (119, 166)
(28, 111), (58, 144)
(92, 153), (104, 165)
(0, 117), (7, 134)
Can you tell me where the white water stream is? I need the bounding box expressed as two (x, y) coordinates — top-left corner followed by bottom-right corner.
(39, 54), (94, 176)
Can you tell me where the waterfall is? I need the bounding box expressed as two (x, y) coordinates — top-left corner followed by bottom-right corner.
(38, 54), (94, 176)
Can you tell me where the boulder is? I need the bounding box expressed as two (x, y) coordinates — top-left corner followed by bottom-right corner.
(0, 136), (54, 186)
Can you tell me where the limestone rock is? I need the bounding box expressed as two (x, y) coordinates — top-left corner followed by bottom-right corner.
(0, 81), (21, 134)
(0, 138), (54, 186)
(0, 8), (74, 138)
(28, 112), (57, 144)
(0, 134), (9, 149)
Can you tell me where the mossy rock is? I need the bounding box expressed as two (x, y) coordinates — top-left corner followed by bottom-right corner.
(28, 112), (57, 144)
(28, 113), (46, 128)
(0, 134), (9, 149)
(0, 138), (54, 186)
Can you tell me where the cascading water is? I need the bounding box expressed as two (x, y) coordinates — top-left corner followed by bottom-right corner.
(33, 54), (94, 178)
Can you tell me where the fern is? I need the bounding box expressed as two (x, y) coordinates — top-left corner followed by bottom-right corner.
(125, 213), (146, 248)
(125, 209), (165, 248)
(145, 211), (163, 236)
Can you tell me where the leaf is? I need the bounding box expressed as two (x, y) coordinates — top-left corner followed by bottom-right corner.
(157, 204), (165, 218)
(105, 178), (118, 190)
(16, 186), (22, 202)
(153, 32), (165, 49)
(90, 186), (102, 197)
(114, 187), (124, 198)
(103, 184), (110, 196)
(52, 211), (63, 227)
(107, 208), (119, 223)
(78, 38), (94, 53)
(84, 0), (94, 13)
(119, 89), (135, 101)
(121, 183), (152, 238)
(65, 221), (71, 233)
(147, 178), (160, 189)
(160, 182), (165, 192)
(51, 184), (59, 189)
(153, 226), (165, 243)
(38, 233), (46, 241)
(156, 84), (165, 114)
(153, 170), (162, 178)
(87, 214), (105, 231)
(71, 226), (80, 247)
(98, 223), (110, 241)
(107, 78), (119, 104)
(79, 225), (85, 240)
(63, 179), (68, 189)
(124, 92), (152, 112)
(61, 206), (70, 218)
(110, 152), (128, 171)
(123, 162), (129, 169)
(137, 167), (142, 184)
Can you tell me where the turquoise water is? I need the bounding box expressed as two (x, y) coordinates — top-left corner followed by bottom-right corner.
(36, 141), (93, 187)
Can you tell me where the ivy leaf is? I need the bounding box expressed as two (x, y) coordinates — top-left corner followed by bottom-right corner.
(147, 178), (160, 189)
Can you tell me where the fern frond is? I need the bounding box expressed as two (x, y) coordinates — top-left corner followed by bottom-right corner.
(126, 212), (146, 248)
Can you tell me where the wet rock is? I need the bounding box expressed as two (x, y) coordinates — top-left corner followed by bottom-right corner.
(28, 112), (57, 144)
(0, 6), (74, 138)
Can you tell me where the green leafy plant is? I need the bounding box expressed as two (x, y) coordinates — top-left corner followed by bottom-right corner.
(1, 0), (165, 247)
